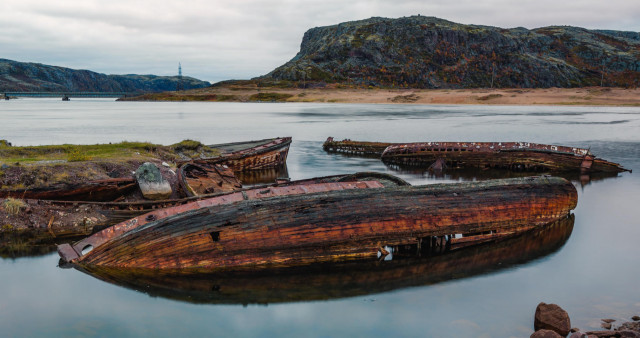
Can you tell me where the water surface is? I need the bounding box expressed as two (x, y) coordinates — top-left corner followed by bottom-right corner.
(1, 99), (639, 337)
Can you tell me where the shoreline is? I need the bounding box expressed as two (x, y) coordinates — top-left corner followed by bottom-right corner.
(121, 86), (640, 106)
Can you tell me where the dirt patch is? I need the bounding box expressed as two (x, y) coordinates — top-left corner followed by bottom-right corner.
(476, 94), (503, 101)
(389, 93), (420, 103)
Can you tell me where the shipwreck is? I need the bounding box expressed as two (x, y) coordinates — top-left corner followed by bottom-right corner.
(58, 175), (577, 273)
(323, 137), (630, 173)
(70, 215), (574, 305)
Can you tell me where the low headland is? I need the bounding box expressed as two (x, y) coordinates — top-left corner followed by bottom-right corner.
(120, 83), (640, 106)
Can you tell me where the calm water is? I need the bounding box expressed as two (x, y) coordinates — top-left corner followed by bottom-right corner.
(1, 98), (640, 337)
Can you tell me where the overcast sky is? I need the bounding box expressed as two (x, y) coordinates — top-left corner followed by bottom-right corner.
(2, 0), (639, 83)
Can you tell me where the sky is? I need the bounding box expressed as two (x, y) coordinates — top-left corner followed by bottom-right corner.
(2, 0), (639, 83)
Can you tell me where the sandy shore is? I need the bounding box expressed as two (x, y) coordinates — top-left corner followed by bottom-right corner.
(145, 86), (640, 106)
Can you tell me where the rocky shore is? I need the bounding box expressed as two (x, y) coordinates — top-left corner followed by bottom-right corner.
(532, 302), (640, 337)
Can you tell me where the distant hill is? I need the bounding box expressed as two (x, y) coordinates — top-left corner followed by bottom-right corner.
(0, 59), (211, 92)
(263, 16), (640, 88)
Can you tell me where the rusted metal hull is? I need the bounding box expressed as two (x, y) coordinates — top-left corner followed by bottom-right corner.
(381, 141), (629, 173)
(0, 178), (137, 202)
(177, 163), (241, 197)
(185, 137), (292, 171)
(70, 215), (574, 304)
(323, 137), (629, 173)
(59, 175), (577, 273)
(323, 137), (393, 156)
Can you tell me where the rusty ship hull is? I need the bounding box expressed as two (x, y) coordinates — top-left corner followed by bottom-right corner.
(186, 137), (292, 171)
(72, 215), (574, 305)
(59, 176), (577, 274)
(381, 141), (628, 173)
(323, 138), (628, 173)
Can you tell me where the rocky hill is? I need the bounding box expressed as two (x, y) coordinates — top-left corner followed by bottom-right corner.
(264, 16), (640, 88)
(0, 59), (210, 92)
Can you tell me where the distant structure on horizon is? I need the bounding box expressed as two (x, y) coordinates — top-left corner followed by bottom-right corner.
(177, 62), (183, 91)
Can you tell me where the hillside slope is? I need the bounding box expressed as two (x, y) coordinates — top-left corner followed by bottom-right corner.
(264, 16), (640, 88)
(0, 59), (210, 92)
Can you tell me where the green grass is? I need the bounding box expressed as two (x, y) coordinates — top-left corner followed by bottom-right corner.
(0, 140), (221, 165)
(0, 142), (163, 164)
(3, 198), (26, 215)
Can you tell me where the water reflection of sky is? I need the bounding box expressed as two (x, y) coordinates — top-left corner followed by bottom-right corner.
(1, 100), (639, 337)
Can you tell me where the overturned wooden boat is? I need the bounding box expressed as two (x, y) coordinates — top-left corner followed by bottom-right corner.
(323, 137), (629, 173)
(70, 215), (574, 305)
(58, 175), (577, 273)
(187, 137), (292, 171)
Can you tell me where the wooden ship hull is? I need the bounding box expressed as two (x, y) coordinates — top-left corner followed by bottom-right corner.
(58, 175), (577, 274)
(0, 137), (291, 203)
(177, 162), (242, 197)
(71, 215), (574, 305)
(322, 137), (629, 173)
(186, 137), (292, 171)
(0, 178), (137, 202)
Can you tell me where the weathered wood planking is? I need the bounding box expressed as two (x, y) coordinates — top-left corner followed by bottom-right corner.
(65, 176), (577, 273)
(0, 178), (137, 201)
(182, 137), (292, 170)
(74, 215), (574, 305)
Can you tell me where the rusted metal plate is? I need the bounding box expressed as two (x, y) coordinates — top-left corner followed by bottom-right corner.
(61, 176), (578, 273)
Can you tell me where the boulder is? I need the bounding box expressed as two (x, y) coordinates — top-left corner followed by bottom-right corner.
(535, 302), (571, 337)
(135, 162), (172, 200)
(531, 329), (563, 338)
(585, 331), (622, 337)
(617, 330), (640, 338)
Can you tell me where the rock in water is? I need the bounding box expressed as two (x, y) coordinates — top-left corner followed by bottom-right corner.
(530, 329), (562, 338)
(135, 162), (172, 200)
(534, 302), (571, 337)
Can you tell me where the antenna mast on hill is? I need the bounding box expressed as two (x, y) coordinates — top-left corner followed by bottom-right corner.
(177, 62), (184, 91)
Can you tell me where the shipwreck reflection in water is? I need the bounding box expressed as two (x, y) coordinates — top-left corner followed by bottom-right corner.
(384, 163), (621, 186)
(73, 215), (574, 305)
(234, 164), (290, 186)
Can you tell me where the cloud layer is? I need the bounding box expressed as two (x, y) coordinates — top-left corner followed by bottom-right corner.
(2, 0), (639, 82)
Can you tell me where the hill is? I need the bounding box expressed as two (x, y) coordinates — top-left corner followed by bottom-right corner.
(263, 16), (640, 88)
(0, 59), (210, 92)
